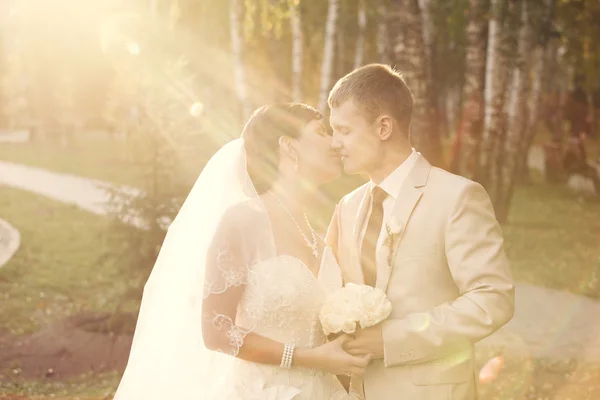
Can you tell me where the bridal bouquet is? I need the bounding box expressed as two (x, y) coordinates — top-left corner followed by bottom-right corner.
(319, 283), (392, 336)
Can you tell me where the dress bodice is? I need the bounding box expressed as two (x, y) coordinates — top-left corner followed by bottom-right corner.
(236, 246), (343, 349)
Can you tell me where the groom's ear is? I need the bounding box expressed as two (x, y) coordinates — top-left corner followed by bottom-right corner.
(378, 115), (393, 141)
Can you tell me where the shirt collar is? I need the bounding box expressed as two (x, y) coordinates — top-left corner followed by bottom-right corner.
(370, 149), (418, 200)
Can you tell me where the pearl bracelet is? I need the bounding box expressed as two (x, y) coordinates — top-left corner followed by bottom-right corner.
(280, 342), (295, 369)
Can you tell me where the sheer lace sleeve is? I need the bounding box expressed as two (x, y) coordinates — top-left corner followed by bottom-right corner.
(201, 204), (256, 357)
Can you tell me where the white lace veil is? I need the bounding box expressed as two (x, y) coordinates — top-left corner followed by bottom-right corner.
(113, 137), (277, 399)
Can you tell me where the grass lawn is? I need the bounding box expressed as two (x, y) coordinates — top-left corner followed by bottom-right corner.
(0, 133), (219, 189)
(505, 182), (600, 297)
(0, 186), (136, 335)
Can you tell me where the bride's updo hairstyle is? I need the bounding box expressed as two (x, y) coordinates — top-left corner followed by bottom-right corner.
(241, 103), (322, 194)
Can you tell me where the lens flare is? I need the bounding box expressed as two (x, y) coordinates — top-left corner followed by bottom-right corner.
(190, 102), (204, 118)
(479, 355), (504, 384)
(127, 42), (141, 56)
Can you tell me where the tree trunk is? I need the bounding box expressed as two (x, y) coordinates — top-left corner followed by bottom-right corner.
(517, 45), (545, 184)
(480, 0), (510, 201)
(587, 91), (597, 138)
(419, 0), (443, 147)
(149, 0), (159, 15)
(354, 0), (367, 69)
(390, 3), (406, 65)
(543, 34), (563, 143)
(168, 0), (181, 29)
(289, 1), (303, 102)
(336, 24), (346, 78)
(446, 84), (461, 138)
(391, 0), (442, 166)
(230, 0), (251, 120)
(318, 0), (340, 114)
(418, 0), (434, 85)
(518, 0), (556, 184)
(456, 0), (487, 180)
(557, 65), (573, 141)
(496, 1), (533, 223)
(377, 2), (392, 64)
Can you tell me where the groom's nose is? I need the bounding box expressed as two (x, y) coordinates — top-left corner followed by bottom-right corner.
(330, 132), (342, 150)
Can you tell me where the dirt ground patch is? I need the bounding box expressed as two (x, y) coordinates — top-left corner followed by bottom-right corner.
(0, 312), (135, 381)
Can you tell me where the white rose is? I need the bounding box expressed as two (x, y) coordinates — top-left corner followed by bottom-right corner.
(343, 283), (363, 298)
(358, 288), (392, 329)
(341, 319), (357, 334)
(320, 284), (392, 335)
(342, 299), (364, 321)
(320, 288), (358, 335)
(335, 284), (364, 318)
(361, 287), (385, 309)
(359, 301), (392, 328)
(321, 313), (346, 335)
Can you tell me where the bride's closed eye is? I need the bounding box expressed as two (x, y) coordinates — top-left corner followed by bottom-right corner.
(316, 125), (331, 137)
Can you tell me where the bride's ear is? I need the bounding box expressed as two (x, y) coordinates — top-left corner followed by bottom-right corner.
(279, 136), (298, 161)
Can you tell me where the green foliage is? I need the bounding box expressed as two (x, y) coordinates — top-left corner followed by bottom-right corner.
(429, 0), (470, 92)
(102, 15), (215, 288)
(557, 0), (600, 93)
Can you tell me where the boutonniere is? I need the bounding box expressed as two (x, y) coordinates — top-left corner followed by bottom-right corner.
(384, 217), (403, 265)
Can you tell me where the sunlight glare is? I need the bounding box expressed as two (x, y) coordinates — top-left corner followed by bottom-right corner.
(190, 102), (204, 118)
(479, 355), (504, 384)
(127, 42), (141, 56)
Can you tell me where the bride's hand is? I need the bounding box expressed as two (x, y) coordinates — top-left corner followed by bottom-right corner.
(295, 334), (372, 376)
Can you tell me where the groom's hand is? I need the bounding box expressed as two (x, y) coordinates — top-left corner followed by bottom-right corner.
(344, 325), (384, 359)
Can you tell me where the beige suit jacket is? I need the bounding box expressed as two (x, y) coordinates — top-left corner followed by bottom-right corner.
(326, 154), (515, 400)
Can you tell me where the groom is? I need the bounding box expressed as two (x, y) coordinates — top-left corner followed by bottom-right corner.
(326, 64), (515, 399)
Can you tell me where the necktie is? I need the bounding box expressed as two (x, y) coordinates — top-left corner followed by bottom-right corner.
(361, 186), (387, 287)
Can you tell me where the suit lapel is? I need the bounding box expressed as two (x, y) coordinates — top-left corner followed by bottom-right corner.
(376, 155), (431, 292)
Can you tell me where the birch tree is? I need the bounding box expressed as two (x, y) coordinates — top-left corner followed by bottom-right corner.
(318, 0), (340, 114)
(354, 0), (367, 69)
(391, 0), (441, 165)
(456, 0), (487, 179)
(289, 0), (303, 102)
(377, 1), (392, 64)
(496, 0), (533, 222)
(230, 0), (251, 120)
(517, 0), (556, 183)
(150, 0), (159, 15)
(480, 0), (511, 199)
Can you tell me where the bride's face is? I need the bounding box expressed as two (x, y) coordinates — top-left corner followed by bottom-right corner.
(293, 119), (342, 185)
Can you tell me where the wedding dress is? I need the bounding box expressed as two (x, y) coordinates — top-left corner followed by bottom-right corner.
(113, 138), (353, 400)
(205, 245), (350, 400)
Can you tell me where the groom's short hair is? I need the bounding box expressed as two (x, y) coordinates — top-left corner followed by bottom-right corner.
(328, 64), (413, 137)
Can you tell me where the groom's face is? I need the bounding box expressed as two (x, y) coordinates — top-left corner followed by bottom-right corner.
(330, 100), (381, 176)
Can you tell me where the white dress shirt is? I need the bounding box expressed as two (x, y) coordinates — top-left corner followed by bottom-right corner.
(370, 149), (419, 252)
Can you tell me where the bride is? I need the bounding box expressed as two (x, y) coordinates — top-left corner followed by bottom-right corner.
(113, 103), (370, 399)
